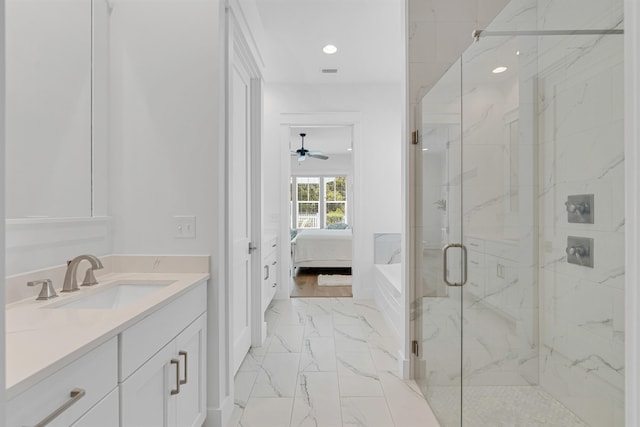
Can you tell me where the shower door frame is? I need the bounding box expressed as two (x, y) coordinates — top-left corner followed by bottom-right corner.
(625, 0), (640, 424)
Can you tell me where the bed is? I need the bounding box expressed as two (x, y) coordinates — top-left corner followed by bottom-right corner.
(291, 228), (352, 268)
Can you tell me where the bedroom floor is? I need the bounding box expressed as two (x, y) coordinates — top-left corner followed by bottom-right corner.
(290, 267), (353, 298)
(229, 297), (440, 427)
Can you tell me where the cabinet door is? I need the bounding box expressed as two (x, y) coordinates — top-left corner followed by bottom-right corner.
(466, 250), (485, 298)
(484, 254), (504, 307)
(121, 342), (178, 427)
(71, 388), (119, 427)
(176, 314), (207, 427)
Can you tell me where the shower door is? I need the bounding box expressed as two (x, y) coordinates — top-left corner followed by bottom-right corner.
(414, 0), (625, 425)
(414, 57), (464, 427)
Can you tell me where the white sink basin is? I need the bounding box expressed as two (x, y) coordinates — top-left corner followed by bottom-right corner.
(51, 281), (174, 309)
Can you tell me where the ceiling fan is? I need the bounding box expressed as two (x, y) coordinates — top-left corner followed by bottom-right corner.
(291, 133), (329, 162)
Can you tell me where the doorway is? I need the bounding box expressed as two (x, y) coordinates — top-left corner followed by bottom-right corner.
(278, 114), (363, 300)
(288, 127), (353, 298)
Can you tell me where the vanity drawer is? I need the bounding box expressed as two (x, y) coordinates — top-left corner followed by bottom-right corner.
(7, 337), (118, 427)
(120, 280), (206, 381)
(485, 239), (518, 260)
(465, 237), (485, 252)
(466, 250), (485, 298)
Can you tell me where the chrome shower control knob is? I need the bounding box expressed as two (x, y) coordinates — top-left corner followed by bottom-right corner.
(566, 246), (587, 257)
(565, 201), (588, 214)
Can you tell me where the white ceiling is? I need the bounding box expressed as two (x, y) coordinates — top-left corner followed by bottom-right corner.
(289, 126), (352, 154)
(255, 0), (403, 84)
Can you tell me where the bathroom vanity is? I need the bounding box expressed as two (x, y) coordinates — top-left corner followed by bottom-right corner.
(6, 272), (208, 426)
(466, 235), (520, 319)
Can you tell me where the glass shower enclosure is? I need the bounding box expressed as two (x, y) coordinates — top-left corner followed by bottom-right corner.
(414, 0), (625, 425)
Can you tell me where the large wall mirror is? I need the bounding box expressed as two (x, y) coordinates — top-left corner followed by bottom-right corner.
(5, 0), (93, 219)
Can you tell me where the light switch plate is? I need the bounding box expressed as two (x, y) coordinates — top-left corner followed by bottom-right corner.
(174, 215), (196, 239)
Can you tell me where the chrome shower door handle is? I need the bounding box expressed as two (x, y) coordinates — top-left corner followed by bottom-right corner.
(443, 243), (468, 287)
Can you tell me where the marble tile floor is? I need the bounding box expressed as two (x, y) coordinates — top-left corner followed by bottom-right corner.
(228, 297), (441, 427)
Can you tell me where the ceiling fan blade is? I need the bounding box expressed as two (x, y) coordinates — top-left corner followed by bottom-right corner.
(307, 151), (324, 155)
(308, 153), (329, 160)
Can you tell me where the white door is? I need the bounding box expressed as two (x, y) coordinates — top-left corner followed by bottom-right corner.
(230, 57), (253, 374)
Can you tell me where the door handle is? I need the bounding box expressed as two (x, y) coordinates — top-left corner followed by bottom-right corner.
(33, 388), (86, 427)
(179, 351), (188, 385)
(248, 242), (257, 254)
(170, 359), (181, 395)
(443, 243), (467, 287)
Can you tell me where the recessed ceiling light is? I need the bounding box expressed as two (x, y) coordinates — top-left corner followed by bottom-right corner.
(347, 148), (353, 151)
(492, 66), (508, 74)
(323, 44), (338, 55)
(516, 50), (520, 56)
(422, 148), (429, 151)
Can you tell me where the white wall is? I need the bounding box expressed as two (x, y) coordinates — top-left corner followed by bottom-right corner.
(5, 0), (92, 219)
(264, 83), (402, 298)
(290, 153), (352, 176)
(107, 1), (229, 425)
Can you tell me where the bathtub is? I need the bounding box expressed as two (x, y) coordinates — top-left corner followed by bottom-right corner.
(373, 263), (402, 342)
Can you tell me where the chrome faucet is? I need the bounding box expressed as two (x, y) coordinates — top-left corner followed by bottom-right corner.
(61, 254), (104, 292)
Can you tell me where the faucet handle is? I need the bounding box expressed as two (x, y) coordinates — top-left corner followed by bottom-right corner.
(27, 279), (58, 300)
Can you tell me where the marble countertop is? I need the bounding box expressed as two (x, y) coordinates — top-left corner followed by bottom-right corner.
(5, 272), (209, 399)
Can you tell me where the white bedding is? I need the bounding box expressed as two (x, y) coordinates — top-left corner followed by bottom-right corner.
(292, 229), (352, 268)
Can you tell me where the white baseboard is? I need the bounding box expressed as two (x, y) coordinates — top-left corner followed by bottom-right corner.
(398, 350), (411, 380)
(205, 395), (234, 427)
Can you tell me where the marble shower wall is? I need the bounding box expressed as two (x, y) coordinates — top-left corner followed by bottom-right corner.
(408, 0), (510, 130)
(536, 4), (625, 425)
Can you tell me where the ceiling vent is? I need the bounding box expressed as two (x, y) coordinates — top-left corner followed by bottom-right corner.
(321, 68), (338, 74)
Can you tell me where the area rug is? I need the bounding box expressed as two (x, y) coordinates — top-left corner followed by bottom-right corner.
(317, 274), (352, 286)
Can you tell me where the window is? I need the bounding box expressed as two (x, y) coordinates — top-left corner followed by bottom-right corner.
(296, 177), (320, 228)
(325, 177), (347, 225)
(291, 176), (348, 229)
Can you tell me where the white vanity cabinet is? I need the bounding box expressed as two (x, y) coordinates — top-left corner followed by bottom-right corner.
(120, 282), (207, 427)
(6, 337), (118, 427)
(466, 237), (486, 299)
(71, 389), (120, 427)
(465, 236), (519, 318)
(6, 277), (208, 427)
(120, 314), (206, 427)
(262, 235), (278, 311)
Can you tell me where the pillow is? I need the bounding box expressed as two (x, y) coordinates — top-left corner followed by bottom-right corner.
(327, 222), (349, 230)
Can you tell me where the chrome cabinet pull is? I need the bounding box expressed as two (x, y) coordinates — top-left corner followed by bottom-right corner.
(179, 351), (188, 385)
(170, 359), (180, 395)
(443, 243), (468, 287)
(264, 265), (269, 280)
(34, 388), (86, 427)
